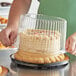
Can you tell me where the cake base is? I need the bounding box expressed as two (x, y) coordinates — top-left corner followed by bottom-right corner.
(14, 51), (69, 64)
(10, 54), (69, 70)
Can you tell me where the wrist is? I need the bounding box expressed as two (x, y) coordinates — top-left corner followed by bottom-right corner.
(72, 32), (76, 41)
(7, 24), (18, 30)
(73, 32), (76, 36)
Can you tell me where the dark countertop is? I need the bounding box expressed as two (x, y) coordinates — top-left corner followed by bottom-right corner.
(0, 50), (76, 76)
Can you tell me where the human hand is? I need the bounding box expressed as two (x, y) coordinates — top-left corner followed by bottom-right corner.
(0, 26), (18, 46)
(65, 33), (76, 55)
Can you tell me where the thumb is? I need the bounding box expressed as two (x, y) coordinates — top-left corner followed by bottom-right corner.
(65, 37), (70, 51)
(10, 31), (17, 44)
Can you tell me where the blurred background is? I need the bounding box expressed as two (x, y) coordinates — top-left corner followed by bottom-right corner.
(0, 0), (40, 31)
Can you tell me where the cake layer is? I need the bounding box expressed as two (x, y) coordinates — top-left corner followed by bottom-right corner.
(14, 50), (65, 64)
(19, 29), (61, 53)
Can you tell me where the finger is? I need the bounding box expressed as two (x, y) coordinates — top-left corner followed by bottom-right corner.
(72, 44), (76, 55)
(65, 37), (70, 52)
(1, 38), (10, 46)
(2, 36), (11, 46)
(69, 38), (76, 52)
(71, 42), (76, 53)
(10, 32), (17, 44)
(4, 34), (11, 46)
(0, 28), (11, 46)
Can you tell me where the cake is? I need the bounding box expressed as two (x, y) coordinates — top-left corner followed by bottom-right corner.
(15, 29), (66, 64)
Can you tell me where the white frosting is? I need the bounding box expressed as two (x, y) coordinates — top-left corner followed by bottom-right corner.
(19, 29), (61, 54)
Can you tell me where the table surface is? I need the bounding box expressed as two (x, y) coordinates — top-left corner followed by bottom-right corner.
(0, 50), (76, 76)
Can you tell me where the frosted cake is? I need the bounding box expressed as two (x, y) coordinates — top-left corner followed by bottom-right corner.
(15, 29), (65, 64)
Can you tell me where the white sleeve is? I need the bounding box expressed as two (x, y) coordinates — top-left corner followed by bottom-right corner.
(28, 0), (40, 14)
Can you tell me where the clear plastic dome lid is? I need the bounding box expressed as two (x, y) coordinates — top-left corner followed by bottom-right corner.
(18, 14), (67, 55)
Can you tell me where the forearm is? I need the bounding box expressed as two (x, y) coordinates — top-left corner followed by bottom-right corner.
(7, 0), (31, 28)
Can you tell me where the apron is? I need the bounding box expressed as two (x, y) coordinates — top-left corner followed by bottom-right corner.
(38, 0), (76, 61)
